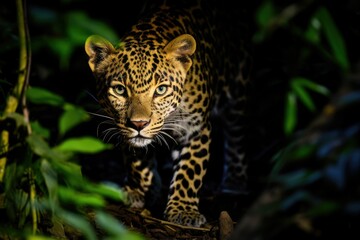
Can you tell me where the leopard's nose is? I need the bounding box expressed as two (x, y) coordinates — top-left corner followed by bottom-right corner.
(126, 119), (150, 131)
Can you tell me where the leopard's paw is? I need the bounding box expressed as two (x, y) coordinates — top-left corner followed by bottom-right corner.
(165, 211), (207, 227)
(123, 187), (145, 209)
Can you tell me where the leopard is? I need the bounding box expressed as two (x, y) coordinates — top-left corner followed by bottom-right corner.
(84, 0), (251, 227)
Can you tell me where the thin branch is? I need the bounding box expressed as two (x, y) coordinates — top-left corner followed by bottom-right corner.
(0, 0), (31, 182)
(0, 0), (36, 234)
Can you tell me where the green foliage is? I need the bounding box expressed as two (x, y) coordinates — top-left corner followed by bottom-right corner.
(56, 136), (111, 153)
(30, 7), (119, 69)
(27, 87), (65, 107)
(255, 2), (349, 136)
(284, 77), (330, 135)
(0, 1), (143, 238)
(1, 85), (142, 239)
(267, 87), (360, 235)
(314, 7), (350, 71)
(60, 105), (90, 136)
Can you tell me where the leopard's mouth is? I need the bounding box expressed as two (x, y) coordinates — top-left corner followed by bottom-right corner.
(128, 136), (152, 147)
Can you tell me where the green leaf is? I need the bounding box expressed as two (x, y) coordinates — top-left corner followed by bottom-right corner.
(52, 159), (83, 178)
(253, 0), (275, 42)
(56, 136), (112, 153)
(83, 182), (125, 202)
(58, 186), (105, 207)
(31, 121), (50, 139)
(46, 11), (119, 69)
(292, 77), (330, 96)
(95, 211), (144, 240)
(27, 134), (69, 162)
(27, 134), (54, 159)
(305, 17), (321, 44)
(306, 201), (339, 217)
(316, 7), (349, 71)
(57, 209), (97, 240)
(40, 159), (58, 212)
(290, 78), (316, 112)
(66, 12), (119, 45)
(256, 0), (275, 28)
(27, 87), (65, 107)
(59, 104), (90, 135)
(49, 38), (73, 69)
(291, 144), (316, 159)
(277, 170), (322, 189)
(284, 92), (297, 135)
(290, 77), (330, 113)
(95, 211), (126, 235)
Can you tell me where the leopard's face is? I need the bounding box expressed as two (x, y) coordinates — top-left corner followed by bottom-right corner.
(85, 34), (196, 147)
(105, 48), (182, 147)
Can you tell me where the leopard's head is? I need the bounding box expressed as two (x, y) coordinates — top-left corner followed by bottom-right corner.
(85, 34), (196, 147)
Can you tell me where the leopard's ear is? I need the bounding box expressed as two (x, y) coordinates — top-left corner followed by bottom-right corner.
(85, 35), (116, 72)
(164, 34), (196, 72)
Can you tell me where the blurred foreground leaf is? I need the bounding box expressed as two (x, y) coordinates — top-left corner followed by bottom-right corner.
(56, 136), (112, 153)
(58, 186), (105, 207)
(316, 7), (349, 71)
(284, 92), (297, 135)
(57, 210), (97, 240)
(59, 104), (90, 136)
(27, 87), (65, 107)
(95, 211), (144, 240)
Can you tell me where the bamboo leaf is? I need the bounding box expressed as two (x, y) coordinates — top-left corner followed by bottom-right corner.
(292, 77), (330, 96)
(291, 78), (316, 112)
(256, 0), (275, 28)
(305, 17), (321, 44)
(284, 92), (297, 135)
(316, 7), (349, 71)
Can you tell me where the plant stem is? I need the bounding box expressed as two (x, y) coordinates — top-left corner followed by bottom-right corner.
(0, 0), (36, 233)
(0, 0), (31, 182)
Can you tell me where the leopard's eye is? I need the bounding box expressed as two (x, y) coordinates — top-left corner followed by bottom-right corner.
(155, 85), (168, 96)
(113, 85), (126, 96)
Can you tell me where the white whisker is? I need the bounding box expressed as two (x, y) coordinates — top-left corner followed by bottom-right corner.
(153, 135), (162, 146)
(157, 134), (170, 149)
(85, 90), (99, 103)
(161, 127), (184, 136)
(159, 131), (178, 145)
(107, 130), (121, 143)
(102, 128), (118, 142)
(88, 111), (114, 120)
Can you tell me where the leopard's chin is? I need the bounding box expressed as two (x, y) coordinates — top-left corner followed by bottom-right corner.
(128, 137), (152, 147)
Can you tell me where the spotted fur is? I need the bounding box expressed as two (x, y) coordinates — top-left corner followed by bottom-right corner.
(85, 0), (250, 227)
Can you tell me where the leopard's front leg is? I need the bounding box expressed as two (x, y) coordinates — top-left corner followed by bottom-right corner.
(164, 126), (211, 227)
(122, 147), (160, 209)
